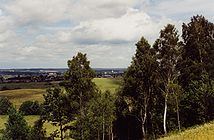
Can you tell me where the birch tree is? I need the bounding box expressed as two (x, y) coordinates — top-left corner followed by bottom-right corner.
(153, 24), (181, 134)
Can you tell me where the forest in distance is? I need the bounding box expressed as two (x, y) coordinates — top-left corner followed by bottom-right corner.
(0, 15), (214, 140)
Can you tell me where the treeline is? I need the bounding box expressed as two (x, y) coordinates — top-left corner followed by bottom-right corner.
(0, 15), (214, 140)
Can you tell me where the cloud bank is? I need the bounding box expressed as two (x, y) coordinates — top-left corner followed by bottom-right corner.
(0, 0), (213, 68)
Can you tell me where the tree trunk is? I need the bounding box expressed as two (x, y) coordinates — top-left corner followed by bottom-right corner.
(163, 93), (168, 135)
(103, 111), (105, 140)
(141, 99), (147, 139)
(175, 95), (181, 131)
(111, 124), (113, 140)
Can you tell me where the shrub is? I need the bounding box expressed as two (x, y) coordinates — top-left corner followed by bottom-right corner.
(0, 97), (13, 115)
(19, 101), (41, 115)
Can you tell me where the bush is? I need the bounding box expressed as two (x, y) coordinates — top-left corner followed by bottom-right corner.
(19, 101), (41, 115)
(0, 97), (13, 115)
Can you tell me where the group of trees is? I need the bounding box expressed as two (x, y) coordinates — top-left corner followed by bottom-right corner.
(115, 15), (214, 139)
(1, 15), (213, 140)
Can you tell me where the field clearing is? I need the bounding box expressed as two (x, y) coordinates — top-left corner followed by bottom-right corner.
(0, 89), (46, 108)
(93, 78), (122, 93)
(159, 121), (214, 140)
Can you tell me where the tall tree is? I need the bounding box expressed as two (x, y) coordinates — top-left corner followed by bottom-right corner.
(178, 15), (214, 89)
(120, 37), (159, 139)
(153, 24), (181, 134)
(60, 52), (97, 140)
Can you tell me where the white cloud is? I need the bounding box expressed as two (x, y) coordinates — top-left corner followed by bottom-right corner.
(4, 0), (72, 25)
(56, 8), (180, 45)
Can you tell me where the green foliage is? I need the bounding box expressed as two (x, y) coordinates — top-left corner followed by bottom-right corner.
(2, 107), (30, 140)
(180, 73), (214, 127)
(178, 15), (214, 88)
(19, 101), (41, 115)
(81, 91), (116, 140)
(0, 97), (13, 115)
(42, 87), (72, 140)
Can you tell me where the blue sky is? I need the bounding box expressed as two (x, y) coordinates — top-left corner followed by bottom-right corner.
(0, 0), (213, 68)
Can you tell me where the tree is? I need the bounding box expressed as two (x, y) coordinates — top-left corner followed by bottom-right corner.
(0, 97), (12, 115)
(178, 15), (214, 89)
(153, 24), (181, 134)
(60, 52), (97, 140)
(119, 37), (160, 139)
(2, 107), (30, 140)
(42, 87), (72, 140)
(19, 101), (41, 115)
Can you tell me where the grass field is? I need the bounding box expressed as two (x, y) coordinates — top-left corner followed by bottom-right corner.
(159, 121), (214, 140)
(0, 89), (46, 108)
(0, 78), (121, 138)
(93, 78), (122, 93)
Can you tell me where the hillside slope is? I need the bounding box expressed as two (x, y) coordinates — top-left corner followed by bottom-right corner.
(159, 121), (214, 140)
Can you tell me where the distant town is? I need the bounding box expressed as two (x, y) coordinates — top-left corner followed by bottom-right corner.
(0, 68), (125, 83)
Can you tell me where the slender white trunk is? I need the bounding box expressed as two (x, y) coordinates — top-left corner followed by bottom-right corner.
(164, 93), (168, 135)
(141, 99), (147, 139)
(110, 123), (113, 140)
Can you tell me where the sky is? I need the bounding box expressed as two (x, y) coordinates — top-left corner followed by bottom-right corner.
(0, 0), (213, 68)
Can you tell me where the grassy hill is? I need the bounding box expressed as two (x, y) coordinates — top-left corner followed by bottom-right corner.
(159, 122), (214, 140)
